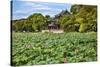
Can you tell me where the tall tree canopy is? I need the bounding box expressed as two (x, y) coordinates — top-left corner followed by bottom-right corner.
(12, 13), (48, 32)
(58, 5), (97, 32)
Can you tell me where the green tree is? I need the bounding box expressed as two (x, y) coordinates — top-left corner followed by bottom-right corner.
(27, 13), (47, 31)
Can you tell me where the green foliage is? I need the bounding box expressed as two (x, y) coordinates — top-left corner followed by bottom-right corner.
(12, 32), (97, 66)
(74, 5), (97, 32)
(70, 5), (82, 14)
(58, 15), (70, 28)
(27, 13), (48, 31)
(58, 14), (79, 32)
(12, 13), (47, 32)
(12, 5), (97, 33)
(12, 19), (27, 32)
(58, 5), (97, 32)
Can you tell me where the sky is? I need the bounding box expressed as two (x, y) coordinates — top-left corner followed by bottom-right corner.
(12, 1), (72, 20)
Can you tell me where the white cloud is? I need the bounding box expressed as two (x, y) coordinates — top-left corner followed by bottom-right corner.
(35, 6), (51, 10)
(14, 1), (64, 14)
(24, 2), (55, 11)
(13, 14), (28, 20)
(14, 10), (28, 14)
(13, 1), (68, 20)
(25, 2), (36, 6)
(14, 9), (33, 15)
